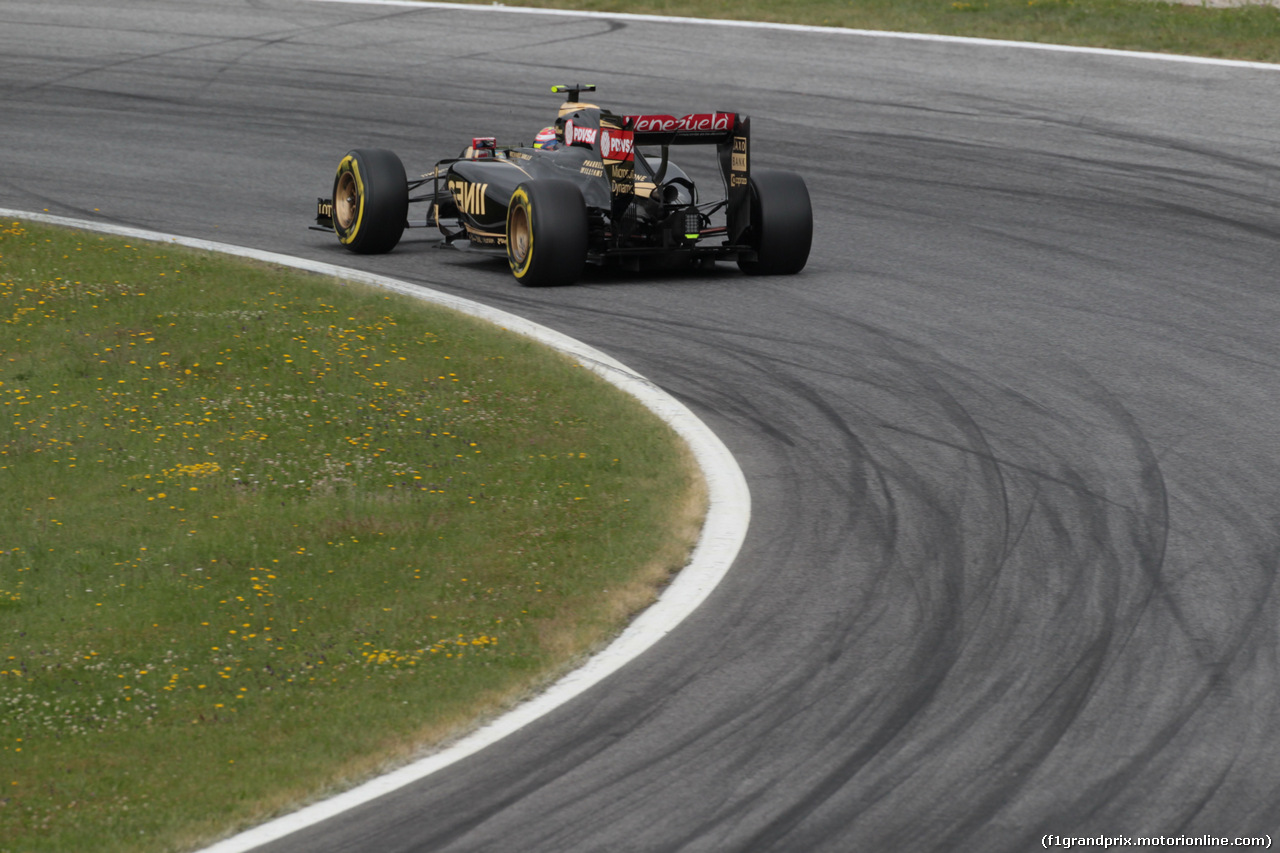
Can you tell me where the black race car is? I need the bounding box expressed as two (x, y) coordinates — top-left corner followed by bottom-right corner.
(314, 85), (812, 286)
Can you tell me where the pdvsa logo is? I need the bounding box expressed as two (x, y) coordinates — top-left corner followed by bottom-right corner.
(600, 129), (634, 162)
(564, 119), (598, 147)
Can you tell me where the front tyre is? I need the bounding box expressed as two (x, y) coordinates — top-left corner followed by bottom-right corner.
(506, 180), (589, 287)
(332, 148), (409, 254)
(737, 170), (813, 276)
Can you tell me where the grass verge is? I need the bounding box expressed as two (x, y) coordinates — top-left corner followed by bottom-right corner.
(454, 0), (1280, 63)
(0, 220), (705, 852)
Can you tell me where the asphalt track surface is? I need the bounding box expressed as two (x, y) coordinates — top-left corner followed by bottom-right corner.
(5, 1), (1280, 850)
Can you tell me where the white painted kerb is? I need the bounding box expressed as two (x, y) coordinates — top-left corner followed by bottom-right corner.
(0, 209), (751, 852)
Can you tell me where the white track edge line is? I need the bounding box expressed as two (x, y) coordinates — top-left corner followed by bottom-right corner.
(313, 0), (1280, 71)
(0, 209), (750, 852)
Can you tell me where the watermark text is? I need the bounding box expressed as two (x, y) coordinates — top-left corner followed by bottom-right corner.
(1042, 835), (1271, 849)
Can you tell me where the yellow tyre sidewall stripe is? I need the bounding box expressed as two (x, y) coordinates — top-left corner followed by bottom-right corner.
(508, 187), (534, 280)
(336, 155), (366, 245)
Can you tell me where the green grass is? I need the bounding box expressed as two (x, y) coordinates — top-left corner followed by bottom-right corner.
(0, 220), (704, 852)
(462, 0), (1280, 63)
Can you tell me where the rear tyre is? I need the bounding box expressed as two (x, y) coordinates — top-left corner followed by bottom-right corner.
(506, 180), (589, 287)
(737, 170), (812, 276)
(332, 148), (408, 254)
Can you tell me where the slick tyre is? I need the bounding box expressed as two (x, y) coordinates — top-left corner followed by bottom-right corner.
(332, 148), (409, 254)
(737, 170), (813, 276)
(506, 180), (589, 287)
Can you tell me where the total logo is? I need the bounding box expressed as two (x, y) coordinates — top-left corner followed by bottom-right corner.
(625, 112), (735, 133)
(599, 129), (634, 162)
(564, 119), (598, 147)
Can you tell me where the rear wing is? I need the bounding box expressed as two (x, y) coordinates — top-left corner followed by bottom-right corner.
(608, 112), (752, 245)
(624, 112), (739, 146)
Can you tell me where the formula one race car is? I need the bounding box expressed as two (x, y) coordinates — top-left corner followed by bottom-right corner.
(314, 85), (812, 286)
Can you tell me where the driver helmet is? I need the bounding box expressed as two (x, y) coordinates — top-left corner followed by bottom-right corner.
(534, 126), (560, 150)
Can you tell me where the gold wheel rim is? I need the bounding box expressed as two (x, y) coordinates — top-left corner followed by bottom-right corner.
(509, 203), (530, 266)
(335, 171), (358, 230)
